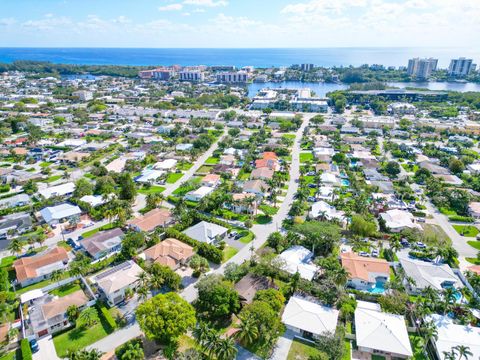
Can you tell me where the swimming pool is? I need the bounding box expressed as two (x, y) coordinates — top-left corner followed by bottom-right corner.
(341, 179), (350, 187)
(367, 282), (386, 294)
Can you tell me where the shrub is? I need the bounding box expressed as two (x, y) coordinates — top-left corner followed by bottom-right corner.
(98, 302), (117, 330)
(448, 215), (474, 223)
(21, 338), (32, 360)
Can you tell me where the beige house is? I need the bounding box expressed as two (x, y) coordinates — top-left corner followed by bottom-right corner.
(144, 238), (194, 269)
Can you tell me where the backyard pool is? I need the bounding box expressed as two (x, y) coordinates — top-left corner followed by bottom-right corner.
(367, 282), (386, 294)
(341, 179), (351, 187)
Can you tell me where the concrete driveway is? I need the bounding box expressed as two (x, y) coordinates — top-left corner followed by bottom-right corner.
(33, 335), (60, 360)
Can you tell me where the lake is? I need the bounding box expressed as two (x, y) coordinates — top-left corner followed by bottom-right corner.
(247, 81), (480, 98)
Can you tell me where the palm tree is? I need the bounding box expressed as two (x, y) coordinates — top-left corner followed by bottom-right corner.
(390, 240), (402, 254)
(121, 341), (144, 360)
(421, 320), (438, 353)
(215, 337), (238, 360)
(330, 267), (349, 287)
(443, 350), (456, 360)
(79, 307), (99, 327)
(7, 238), (22, 256)
(454, 345), (473, 360)
(67, 348), (104, 360)
(442, 287), (457, 315)
(234, 317), (259, 345)
(137, 285), (149, 301)
(192, 322), (210, 347)
(50, 270), (63, 283)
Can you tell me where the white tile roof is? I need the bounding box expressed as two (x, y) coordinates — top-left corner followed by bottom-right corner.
(38, 182), (75, 199)
(282, 296), (339, 336)
(182, 221), (227, 244)
(39, 203), (81, 222)
(355, 302), (412, 357)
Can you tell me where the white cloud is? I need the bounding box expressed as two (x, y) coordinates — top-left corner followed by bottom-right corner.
(183, 0), (228, 7)
(158, 3), (183, 11)
(0, 18), (16, 26)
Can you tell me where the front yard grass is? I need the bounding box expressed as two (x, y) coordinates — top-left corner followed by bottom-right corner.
(53, 306), (114, 357)
(177, 162), (193, 171)
(453, 225), (479, 237)
(16, 278), (54, 295)
(223, 246), (238, 262)
(299, 152), (313, 163)
(138, 185), (166, 195)
(238, 230), (254, 244)
(45, 174), (62, 183)
(254, 215), (272, 224)
(287, 338), (322, 360)
(205, 156), (219, 165)
(468, 241), (480, 250)
(81, 223), (116, 238)
(421, 224), (451, 247)
(166, 172), (183, 184)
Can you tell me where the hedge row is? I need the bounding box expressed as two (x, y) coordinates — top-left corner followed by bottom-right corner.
(164, 227), (222, 264)
(98, 302), (117, 330)
(448, 215), (474, 223)
(21, 338), (32, 360)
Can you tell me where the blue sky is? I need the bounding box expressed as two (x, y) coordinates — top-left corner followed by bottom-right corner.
(0, 0), (479, 47)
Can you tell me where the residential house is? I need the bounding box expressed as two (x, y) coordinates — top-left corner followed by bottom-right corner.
(201, 174), (221, 188)
(468, 202), (480, 218)
(79, 228), (124, 260)
(127, 208), (173, 232)
(282, 296), (339, 340)
(234, 274), (274, 304)
(28, 290), (92, 338)
(250, 167), (274, 181)
(380, 209), (421, 232)
(13, 247), (69, 287)
(185, 186), (214, 202)
(143, 238), (194, 270)
(183, 221), (228, 245)
(243, 179), (269, 198)
(94, 260), (143, 306)
(38, 182), (75, 199)
(399, 255), (462, 294)
(355, 301), (412, 358)
(278, 245), (319, 281)
(309, 201), (345, 223)
(0, 213), (33, 246)
(79, 194), (106, 207)
(228, 193), (257, 214)
(39, 203), (82, 225)
(0, 194), (31, 209)
(340, 252), (390, 291)
(429, 314), (480, 359)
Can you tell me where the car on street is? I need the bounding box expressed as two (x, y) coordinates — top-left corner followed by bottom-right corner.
(30, 339), (39, 353)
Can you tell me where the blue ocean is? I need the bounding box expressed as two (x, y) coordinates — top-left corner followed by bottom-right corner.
(0, 47), (478, 68)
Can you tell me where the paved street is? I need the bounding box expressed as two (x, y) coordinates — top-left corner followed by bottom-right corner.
(88, 116), (311, 354)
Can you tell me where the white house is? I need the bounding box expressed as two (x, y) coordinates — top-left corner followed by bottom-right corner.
(135, 169), (165, 184)
(79, 194), (107, 207)
(93, 260), (143, 306)
(154, 159), (177, 171)
(182, 221), (228, 245)
(185, 186), (214, 202)
(398, 255), (462, 294)
(39, 203), (82, 225)
(282, 296), (339, 340)
(176, 143), (193, 151)
(309, 201), (345, 223)
(380, 209), (421, 232)
(355, 301), (412, 358)
(38, 182), (75, 199)
(278, 245), (319, 281)
(429, 314), (480, 360)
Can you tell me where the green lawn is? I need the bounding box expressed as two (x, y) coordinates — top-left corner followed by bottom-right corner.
(0, 350), (18, 360)
(238, 171), (250, 180)
(239, 231), (255, 244)
(57, 240), (73, 251)
(254, 215), (272, 224)
(54, 322), (111, 358)
(259, 204), (279, 216)
(196, 165), (212, 174)
(466, 257), (480, 265)
(45, 175), (62, 183)
(299, 152), (314, 163)
(177, 163), (193, 171)
(166, 172), (183, 184)
(439, 207), (457, 216)
(16, 278), (54, 295)
(205, 156), (219, 165)
(303, 175), (315, 185)
(0, 256), (16, 268)
(421, 224), (451, 247)
(40, 162), (52, 168)
(81, 223), (116, 238)
(468, 241), (480, 250)
(282, 133), (296, 140)
(138, 185), (166, 195)
(223, 246), (238, 262)
(287, 339), (322, 360)
(453, 225), (479, 237)
(50, 282), (81, 297)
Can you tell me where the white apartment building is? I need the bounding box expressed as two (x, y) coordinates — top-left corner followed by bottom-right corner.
(216, 71), (248, 83)
(448, 58), (476, 76)
(407, 58), (438, 79)
(72, 90), (93, 101)
(179, 71), (205, 82)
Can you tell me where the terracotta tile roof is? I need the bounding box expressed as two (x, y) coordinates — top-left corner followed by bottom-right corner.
(201, 174), (221, 183)
(0, 323), (9, 343)
(144, 238), (194, 269)
(127, 208), (172, 232)
(340, 252), (390, 282)
(255, 158), (278, 169)
(41, 290), (89, 319)
(262, 152), (278, 160)
(13, 247), (69, 283)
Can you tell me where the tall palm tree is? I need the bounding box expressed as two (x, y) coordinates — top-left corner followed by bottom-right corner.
(454, 345), (473, 360)
(50, 270), (63, 283)
(234, 317), (259, 345)
(79, 307), (98, 327)
(215, 337), (238, 360)
(7, 238), (22, 256)
(442, 287), (457, 315)
(443, 350), (456, 360)
(67, 348), (104, 360)
(421, 320), (438, 353)
(330, 267), (349, 287)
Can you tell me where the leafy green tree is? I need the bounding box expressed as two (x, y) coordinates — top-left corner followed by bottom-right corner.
(74, 178), (94, 198)
(379, 290), (409, 315)
(66, 305), (80, 325)
(67, 348), (104, 360)
(384, 161), (401, 178)
(136, 293), (196, 345)
(194, 274), (240, 321)
(253, 289), (285, 312)
(314, 331), (345, 360)
(349, 215), (377, 237)
(118, 173), (137, 201)
(292, 221), (341, 256)
(449, 157), (465, 174)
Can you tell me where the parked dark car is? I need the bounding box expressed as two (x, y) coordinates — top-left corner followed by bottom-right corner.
(30, 339), (39, 353)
